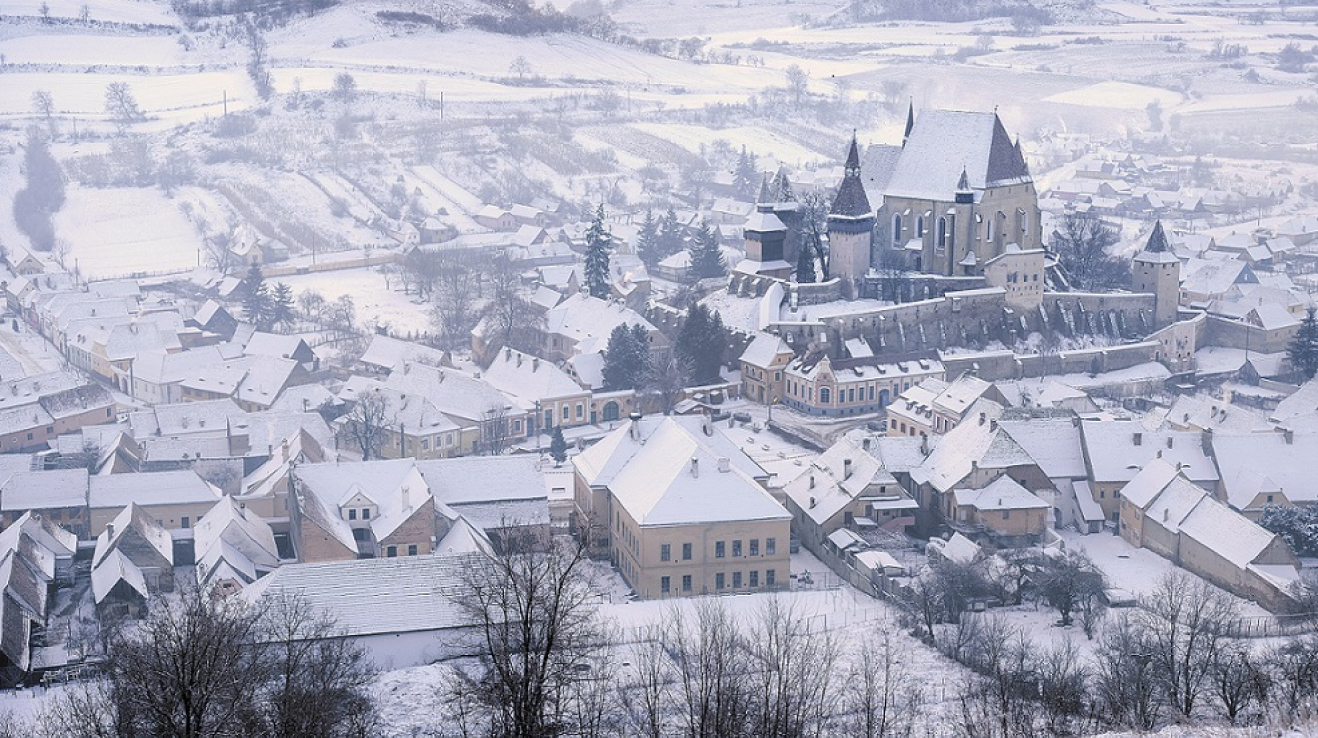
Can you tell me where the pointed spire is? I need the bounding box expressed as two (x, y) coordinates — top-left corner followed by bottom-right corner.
(903, 98), (915, 146)
(956, 166), (971, 193)
(1145, 220), (1169, 253)
(757, 175), (772, 205)
(844, 133), (861, 177)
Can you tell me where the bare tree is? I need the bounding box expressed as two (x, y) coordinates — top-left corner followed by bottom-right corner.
(1140, 571), (1238, 718)
(668, 600), (753, 737)
(509, 55), (534, 80)
(643, 353), (690, 416)
(1092, 612), (1162, 731)
(257, 592), (377, 738)
(427, 249), (488, 349)
(342, 389), (393, 460)
(1210, 641), (1263, 725)
(619, 624), (671, 738)
(449, 526), (614, 738)
(748, 598), (839, 738)
(485, 252), (542, 354)
(104, 81), (143, 134)
(841, 629), (922, 738)
(1035, 549), (1106, 627)
(479, 403), (514, 456)
(31, 89), (55, 137)
(1050, 210), (1129, 292)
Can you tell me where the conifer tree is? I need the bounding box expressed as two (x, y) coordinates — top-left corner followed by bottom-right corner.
(241, 262), (274, 330)
(1288, 307), (1318, 380)
(796, 241), (816, 283)
(658, 207), (682, 259)
(688, 219), (726, 280)
(637, 209), (659, 267)
(602, 323), (651, 391)
(584, 204), (612, 299)
(733, 145), (759, 200)
(549, 425), (568, 465)
(676, 304), (728, 386)
(271, 282), (296, 328)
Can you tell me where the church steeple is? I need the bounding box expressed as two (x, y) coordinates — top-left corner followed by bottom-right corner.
(903, 100), (915, 147)
(1143, 219), (1170, 253)
(757, 175), (772, 206)
(844, 133), (861, 177)
(830, 136), (871, 218)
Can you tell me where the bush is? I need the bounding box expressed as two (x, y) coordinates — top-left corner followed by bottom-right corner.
(1260, 504), (1318, 556)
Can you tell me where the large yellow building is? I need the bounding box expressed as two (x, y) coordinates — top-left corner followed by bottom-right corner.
(573, 415), (792, 598)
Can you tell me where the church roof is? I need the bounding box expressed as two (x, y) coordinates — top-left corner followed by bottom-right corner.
(886, 110), (1031, 202)
(830, 138), (872, 219)
(757, 176), (772, 206)
(1136, 221), (1180, 264)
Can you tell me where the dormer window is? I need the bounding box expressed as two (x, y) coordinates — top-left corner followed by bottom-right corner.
(348, 508), (358, 520)
(362, 508), (371, 519)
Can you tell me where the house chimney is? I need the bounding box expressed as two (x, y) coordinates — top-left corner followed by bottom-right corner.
(990, 419), (998, 431)
(809, 496), (817, 508)
(718, 457), (730, 473)
(401, 485), (411, 511)
(1166, 436), (1173, 449)
(532, 358), (540, 371)
(1071, 415), (1081, 427)
(862, 437), (872, 451)
(978, 412), (986, 425)
(106, 523), (114, 539)
(844, 458), (853, 480)
(1163, 508), (1169, 522)
(690, 457), (699, 477)
(1156, 449), (1163, 458)
(1201, 427), (1214, 456)
(505, 347), (512, 361)
(1284, 428), (1295, 445)
(702, 414), (713, 436)
(809, 474), (816, 489)
(1133, 432), (1143, 446)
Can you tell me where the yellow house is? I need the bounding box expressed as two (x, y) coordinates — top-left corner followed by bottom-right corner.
(573, 415), (791, 598)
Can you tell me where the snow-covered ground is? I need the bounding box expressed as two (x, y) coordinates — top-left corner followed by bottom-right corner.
(53, 185), (204, 279)
(274, 266), (431, 336)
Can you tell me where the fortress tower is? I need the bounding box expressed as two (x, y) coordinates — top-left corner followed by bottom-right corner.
(1132, 220), (1181, 329)
(827, 137), (875, 290)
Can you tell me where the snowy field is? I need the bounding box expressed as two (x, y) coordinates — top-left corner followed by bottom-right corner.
(274, 266), (432, 336)
(53, 185), (205, 279)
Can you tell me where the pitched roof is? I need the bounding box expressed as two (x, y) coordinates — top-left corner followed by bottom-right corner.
(193, 497), (280, 572)
(783, 436), (899, 526)
(886, 110), (1031, 201)
(953, 474), (1049, 510)
(90, 548), (148, 604)
(829, 138), (872, 219)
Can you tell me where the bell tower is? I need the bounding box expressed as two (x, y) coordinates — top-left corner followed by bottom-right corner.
(827, 136), (875, 290)
(1132, 220), (1181, 329)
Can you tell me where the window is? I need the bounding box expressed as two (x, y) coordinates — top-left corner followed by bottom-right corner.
(916, 215), (925, 238)
(715, 541), (725, 558)
(732, 540), (742, 557)
(562, 406), (570, 420)
(1002, 510), (1011, 520)
(422, 439), (429, 450)
(181, 517), (190, 529)
(362, 508), (371, 520)
(766, 569), (776, 587)
(26, 433), (32, 441)
(716, 573), (725, 589)
(682, 575), (692, 592)
(661, 543), (671, 562)
(732, 572), (742, 588)
(819, 388), (830, 404)
(387, 546), (397, 557)
(766, 538), (776, 555)
(682, 542), (692, 560)
(576, 403), (584, 420)
(661, 576), (671, 594)
(937, 217), (948, 254)
(1267, 494), (1275, 503)
(348, 508), (358, 520)
(891, 214), (903, 246)
(408, 544), (418, 556)
(986, 218), (995, 242)
(750, 539), (759, 556)
(750, 570), (759, 587)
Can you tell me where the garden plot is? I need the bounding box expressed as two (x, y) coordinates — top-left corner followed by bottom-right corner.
(1045, 81), (1182, 111)
(275, 267), (431, 336)
(0, 33), (182, 67)
(53, 186), (205, 279)
(0, 0), (175, 24)
(0, 70), (255, 125)
(631, 122), (835, 167)
(269, 67), (550, 104)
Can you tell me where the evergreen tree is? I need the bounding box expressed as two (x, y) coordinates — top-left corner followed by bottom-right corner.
(658, 207), (683, 260)
(584, 204), (612, 299)
(796, 240), (817, 283)
(12, 128), (65, 252)
(602, 324), (646, 391)
(271, 282), (296, 328)
(636, 209), (659, 267)
(240, 262), (273, 330)
(676, 304), (728, 386)
(733, 145), (759, 200)
(688, 219), (726, 280)
(549, 425), (568, 465)
(1288, 306), (1318, 380)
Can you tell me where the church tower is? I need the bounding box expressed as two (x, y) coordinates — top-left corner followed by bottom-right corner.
(827, 136), (875, 290)
(738, 177), (791, 280)
(1132, 220), (1180, 329)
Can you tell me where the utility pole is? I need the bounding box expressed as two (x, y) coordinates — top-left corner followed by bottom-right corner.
(223, 90), (228, 117)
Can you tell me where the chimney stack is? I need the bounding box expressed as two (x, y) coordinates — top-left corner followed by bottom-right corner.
(844, 458), (853, 480)
(106, 523), (115, 540)
(717, 457), (730, 473)
(690, 457), (699, 477)
(1284, 428), (1295, 445)
(862, 437), (872, 451)
(401, 485), (410, 511)
(1133, 432), (1143, 446)
(978, 412), (986, 425)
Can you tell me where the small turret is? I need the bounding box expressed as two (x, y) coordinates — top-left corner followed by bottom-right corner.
(955, 166), (974, 204)
(903, 99), (915, 147)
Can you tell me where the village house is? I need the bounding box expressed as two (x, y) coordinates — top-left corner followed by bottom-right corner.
(91, 503), (176, 618)
(193, 496), (282, 594)
(1078, 420), (1220, 525)
(1212, 429), (1318, 518)
(950, 475), (1051, 546)
(1118, 459), (1300, 610)
(290, 459), (437, 562)
(783, 352), (945, 418)
(886, 373), (1005, 437)
(0, 511), (77, 688)
(573, 415), (790, 598)
(0, 468), (91, 535)
(782, 436), (918, 556)
(738, 333), (793, 406)
(88, 470), (225, 536)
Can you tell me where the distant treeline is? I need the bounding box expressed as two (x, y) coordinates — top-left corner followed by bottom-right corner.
(169, 0), (336, 22)
(849, 0), (1060, 23)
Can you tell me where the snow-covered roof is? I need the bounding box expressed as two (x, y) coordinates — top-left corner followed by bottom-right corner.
(1119, 457), (1182, 510)
(91, 548), (148, 604)
(480, 347), (585, 404)
(740, 332), (792, 368)
(294, 460), (434, 545)
(193, 497), (280, 572)
(782, 436), (899, 526)
(886, 110), (1030, 202)
(89, 470), (222, 511)
(916, 399), (1028, 493)
(1180, 496), (1283, 570)
(575, 417), (786, 528)
(996, 412), (1088, 479)
(359, 335), (448, 373)
(92, 503), (174, 569)
(1214, 431), (1318, 508)
(544, 293), (657, 355)
(0, 469), (89, 512)
(953, 475), (1049, 511)
(1079, 420), (1219, 485)
(244, 553), (482, 638)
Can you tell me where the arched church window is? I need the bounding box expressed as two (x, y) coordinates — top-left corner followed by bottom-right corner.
(936, 217), (947, 254)
(891, 214), (903, 247)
